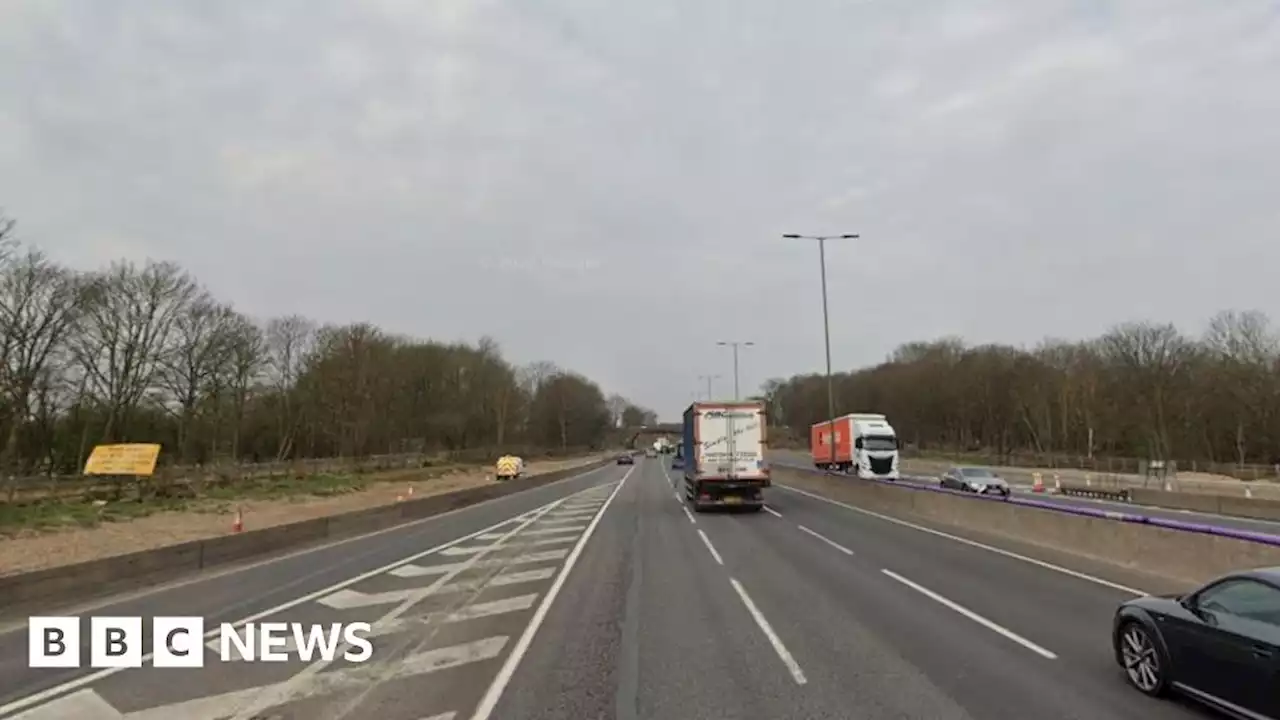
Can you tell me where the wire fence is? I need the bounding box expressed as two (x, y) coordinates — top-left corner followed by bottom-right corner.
(2, 446), (597, 505)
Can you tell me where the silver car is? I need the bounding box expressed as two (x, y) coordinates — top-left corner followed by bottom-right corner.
(939, 466), (1010, 496)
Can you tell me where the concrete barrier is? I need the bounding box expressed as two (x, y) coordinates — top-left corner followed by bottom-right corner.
(0, 457), (614, 618)
(775, 467), (1280, 586)
(1121, 487), (1280, 521)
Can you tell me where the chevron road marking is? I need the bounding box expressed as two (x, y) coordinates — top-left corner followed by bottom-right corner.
(438, 536), (575, 556)
(389, 549), (569, 578)
(211, 594), (539, 658)
(9, 637), (508, 720)
(316, 568), (556, 609)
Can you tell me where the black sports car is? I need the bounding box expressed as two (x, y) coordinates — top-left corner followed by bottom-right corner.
(1113, 566), (1280, 717)
(616, 454), (634, 465)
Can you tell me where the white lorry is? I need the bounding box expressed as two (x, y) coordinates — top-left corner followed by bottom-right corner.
(810, 413), (900, 480)
(682, 401), (769, 511)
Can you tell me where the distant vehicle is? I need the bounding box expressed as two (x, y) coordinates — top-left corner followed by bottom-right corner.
(495, 455), (521, 481)
(810, 413), (899, 480)
(682, 401), (768, 512)
(644, 448), (657, 458)
(1113, 566), (1280, 717)
(939, 466), (1010, 496)
(616, 454), (634, 465)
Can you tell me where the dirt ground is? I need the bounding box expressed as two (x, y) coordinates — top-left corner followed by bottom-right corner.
(0, 455), (605, 577)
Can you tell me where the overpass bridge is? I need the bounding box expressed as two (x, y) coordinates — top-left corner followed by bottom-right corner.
(625, 424), (682, 448)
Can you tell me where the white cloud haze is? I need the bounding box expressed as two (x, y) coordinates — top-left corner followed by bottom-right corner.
(2, 0), (1278, 419)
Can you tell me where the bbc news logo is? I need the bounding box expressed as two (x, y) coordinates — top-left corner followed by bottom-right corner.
(29, 617), (373, 668)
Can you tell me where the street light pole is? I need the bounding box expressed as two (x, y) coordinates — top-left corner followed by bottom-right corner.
(783, 233), (858, 470)
(697, 374), (719, 400)
(716, 341), (754, 400)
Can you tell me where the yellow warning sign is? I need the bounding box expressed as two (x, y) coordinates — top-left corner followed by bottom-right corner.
(83, 443), (162, 476)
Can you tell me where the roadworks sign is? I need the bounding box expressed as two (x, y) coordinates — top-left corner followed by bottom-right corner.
(82, 443), (162, 476)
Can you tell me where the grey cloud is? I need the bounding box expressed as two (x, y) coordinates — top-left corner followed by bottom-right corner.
(2, 0), (1279, 419)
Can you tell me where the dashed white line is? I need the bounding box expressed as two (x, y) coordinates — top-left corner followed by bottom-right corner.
(697, 530), (724, 565)
(881, 569), (1057, 659)
(728, 578), (806, 685)
(777, 484), (1146, 595)
(763, 506), (782, 517)
(470, 465), (633, 720)
(682, 506), (697, 524)
(797, 525), (854, 555)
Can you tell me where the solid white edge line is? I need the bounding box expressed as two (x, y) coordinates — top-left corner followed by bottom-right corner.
(763, 506), (782, 518)
(0, 471), (624, 717)
(696, 530), (723, 565)
(682, 507), (696, 524)
(881, 569), (1057, 659)
(0, 460), (617, 631)
(776, 484), (1147, 596)
(797, 525), (854, 555)
(728, 578), (806, 685)
(470, 465), (633, 720)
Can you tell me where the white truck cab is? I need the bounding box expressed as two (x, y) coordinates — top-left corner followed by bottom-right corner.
(849, 414), (900, 480)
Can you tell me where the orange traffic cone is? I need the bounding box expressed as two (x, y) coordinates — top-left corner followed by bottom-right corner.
(232, 507), (243, 533)
(1032, 473), (1045, 493)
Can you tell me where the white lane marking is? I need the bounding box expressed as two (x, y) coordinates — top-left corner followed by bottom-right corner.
(391, 549), (569, 577)
(470, 465), (633, 720)
(477, 525), (585, 539)
(0, 475), (622, 717)
(7, 689), (122, 719)
(231, 499), (563, 720)
(439, 536), (576, 555)
(12, 638), (509, 720)
(881, 569), (1057, 659)
(488, 568), (557, 586)
(682, 506), (696, 524)
(797, 525), (854, 555)
(0, 461), (618, 636)
(417, 714), (457, 720)
(537, 516), (589, 526)
(777, 484), (1146, 596)
(316, 569), (556, 609)
(673, 491), (681, 502)
(696, 529), (724, 565)
(763, 506), (782, 518)
(728, 578), (807, 685)
(213, 594), (540, 657)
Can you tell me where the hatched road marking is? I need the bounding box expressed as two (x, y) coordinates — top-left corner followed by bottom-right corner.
(1, 474), (629, 720)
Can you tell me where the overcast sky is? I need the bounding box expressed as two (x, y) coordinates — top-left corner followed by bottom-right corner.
(2, 0), (1278, 420)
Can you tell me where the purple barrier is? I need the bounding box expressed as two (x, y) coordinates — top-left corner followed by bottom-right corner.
(772, 460), (1280, 547)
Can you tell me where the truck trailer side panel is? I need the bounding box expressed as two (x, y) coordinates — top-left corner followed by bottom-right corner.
(682, 401), (768, 512)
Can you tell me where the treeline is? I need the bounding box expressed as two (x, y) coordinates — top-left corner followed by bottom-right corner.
(0, 212), (655, 476)
(762, 311), (1280, 467)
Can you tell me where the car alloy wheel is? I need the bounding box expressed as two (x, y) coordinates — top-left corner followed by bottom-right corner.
(1120, 623), (1165, 695)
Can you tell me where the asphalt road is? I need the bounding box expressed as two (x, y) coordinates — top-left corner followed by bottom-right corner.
(0, 457), (1225, 719)
(769, 449), (1280, 534)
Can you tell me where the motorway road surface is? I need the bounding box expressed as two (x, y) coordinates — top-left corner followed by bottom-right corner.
(0, 458), (1223, 719)
(770, 449), (1280, 534)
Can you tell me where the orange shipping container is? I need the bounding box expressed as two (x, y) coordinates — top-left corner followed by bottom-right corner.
(810, 417), (854, 468)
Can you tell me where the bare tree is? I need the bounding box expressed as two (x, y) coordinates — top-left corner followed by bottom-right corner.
(0, 249), (83, 478)
(264, 314), (315, 460)
(71, 261), (197, 443)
